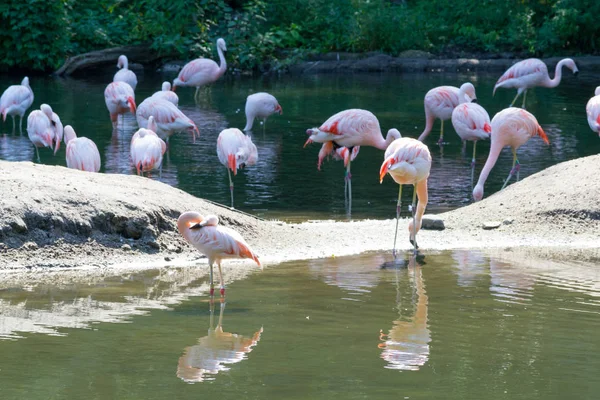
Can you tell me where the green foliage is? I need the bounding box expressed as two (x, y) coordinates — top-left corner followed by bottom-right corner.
(0, 0), (69, 71)
(2, 0), (600, 72)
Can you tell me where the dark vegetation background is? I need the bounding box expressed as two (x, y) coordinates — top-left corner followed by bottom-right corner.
(1, 0), (598, 72)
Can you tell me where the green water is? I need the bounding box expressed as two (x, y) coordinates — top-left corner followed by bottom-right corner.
(1, 71), (598, 221)
(1, 252), (599, 399)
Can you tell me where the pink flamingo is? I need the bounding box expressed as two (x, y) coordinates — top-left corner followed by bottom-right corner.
(151, 81), (179, 106)
(64, 125), (101, 172)
(104, 81), (136, 129)
(473, 108), (549, 201)
(130, 116), (167, 176)
(305, 109), (401, 211)
(173, 38), (227, 100)
(243, 92), (282, 132)
(585, 86), (600, 137)
(113, 55), (138, 90)
(177, 212), (261, 296)
(380, 137), (432, 255)
(217, 128), (258, 208)
(493, 58), (578, 108)
(26, 104), (63, 161)
(1, 76), (34, 133)
(418, 82), (477, 144)
(451, 102), (492, 186)
(136, 97), (199, 144)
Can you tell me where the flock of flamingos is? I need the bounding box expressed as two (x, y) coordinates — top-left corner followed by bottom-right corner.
(1, 37), (597, 296)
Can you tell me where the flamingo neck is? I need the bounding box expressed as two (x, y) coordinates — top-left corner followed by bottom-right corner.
(216, 46), (227, 78)
(375, 129), (400, 150)
(474, 140), (503, 196)
(546, 59), (568, 88)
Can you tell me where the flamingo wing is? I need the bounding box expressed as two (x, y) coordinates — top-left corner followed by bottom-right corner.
(380, 138), (432, 184)
(66, 138), (101, 172)
(495, 59), (547, 86)
(178, 59), (218, 83)
(188, 225), (260, 266)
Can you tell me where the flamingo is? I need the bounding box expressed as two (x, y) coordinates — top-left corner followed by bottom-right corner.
(418, 82), (477, 144)
(305, 109), (401, 212)
(585, 86), (600, 137)
(493, 58), (579, 108)
(130, 116), (167, 176)
(379, 137), (432, 255)
(172, 38), (227, 100)
(64, 125), (101, 172)
(177, 212), (261, 296)
(113, 55), (138, 90)
(451, 102), (492, 186)
(217, 128), (258, 208)
(1, 76), (34, 133)
(151, 81), (179, 105)
(243, 92), (282, 132)
(136, 97), (199, 143)
(27, 104), (63, 161)
(104, 81), (136, 129)
(473, 108), (549, 201)
(177, 300), (262, 383)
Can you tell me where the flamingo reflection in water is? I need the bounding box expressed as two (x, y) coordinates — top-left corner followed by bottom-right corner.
(177, 300), (262, 383)
(378, 256), (430, 371)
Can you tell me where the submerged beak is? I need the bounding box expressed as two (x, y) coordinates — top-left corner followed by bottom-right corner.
(574, 69), (579, 76)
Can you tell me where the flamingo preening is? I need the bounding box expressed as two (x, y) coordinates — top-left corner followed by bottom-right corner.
(130, 116), (167, 176)
(104, 81), (136, 130)
(64, 125), (101, 172)
(305, 109), (401, 214)
(177, 212), (261, 297)
(151, 81), (179, 106)
(473, 108), (549, 201)
(216, 128), (258, 208)
(418, 82), (477, 145)
(26, 104), (63, 162)
(1, 76), (34, 133)
(451, 102), (492, 187)
(113, 55), (138, 90)
(493, 58), (579, 108)
(244, 92), (282, 132)
(173, 38), (227, 100)
(380, 137), (432, 255)
(585, 86), (600, 137)
(136, 97), (199, 144)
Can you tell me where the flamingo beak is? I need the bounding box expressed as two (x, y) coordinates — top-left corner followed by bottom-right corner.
(276, 104), (283, 115)
(484, 123), (492, 134)
(128, 97), (137, 113)
(228, 154), (237, 175)
(379, 159), (393, 183)
(192, 126), (199, 143)
(303, 138), (313, 148)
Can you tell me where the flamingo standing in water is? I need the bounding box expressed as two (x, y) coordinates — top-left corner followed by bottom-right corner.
(451, 102), (492, 186)
(217, 128), (258, 208)
(418, 82), (477, 145)
(104, 81), (136, 129)
(151, 81), (179, 105)
(473, 108), (549, 201)
(1, 76), (34, 133)
(173, 38), (227, 100)
(177, 212), (261, 296)
(305, 109), (401, 212)
(493, 58), (578, 108)
(136, 97), (199, 144)
(130, 116), (167, 176)
(380, 137), (432, 255)
(113, 55), (138, 90)
(64, 125), (101, 172)
(585, 86), (600, 137)
(244, 92), (282, 132)
(27, 104), (63, 161)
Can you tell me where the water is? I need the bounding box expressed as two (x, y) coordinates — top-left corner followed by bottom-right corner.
(0, 251), (599, 399)
(1, 71), (598, 221)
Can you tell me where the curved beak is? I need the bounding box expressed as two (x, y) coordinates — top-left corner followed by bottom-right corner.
(379, 157), (394, 183)
(574, 69), (580, 76)
(471, 98), (478, 104)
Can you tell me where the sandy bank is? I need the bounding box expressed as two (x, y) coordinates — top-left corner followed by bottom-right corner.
(0, 154), (598, 272)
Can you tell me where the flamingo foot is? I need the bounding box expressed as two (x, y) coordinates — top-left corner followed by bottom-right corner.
(209, 287), (215, 296)
(509, 162), (521, 176)
(220, 287), (225, 296)
(345, 171), (352, 181)
(470, 159), (476, 168)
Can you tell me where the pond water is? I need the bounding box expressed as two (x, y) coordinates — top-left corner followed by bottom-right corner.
(0, 251), (599, 399)
(1, 70), (598, 221)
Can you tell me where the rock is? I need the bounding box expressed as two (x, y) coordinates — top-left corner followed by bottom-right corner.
(22, 241), (38, 250)
(121, 244), (132, 251)
(503, 218), (515, 225)
(164, 256), (172, 262)
(421, 215), (445, 230)
(146, 240), (160, 250)
(483, 221), (502, 230)
(398, 50), (432, 59)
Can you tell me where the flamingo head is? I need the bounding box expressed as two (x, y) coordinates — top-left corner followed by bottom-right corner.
(595, 86), (600, 96)
(147, 116), (157, 132)
(172, 78), (181, 92)
(63, 125), (77, 144)
(162, 81), (171, 92)
(564, 58), (578, 75)
(460, 82), (477, 103)
(21, 76), (30, 87)
(217, 38), (227, 52)
(40, 104), (53, 120)
(177, 211), (204, 240)
(275, 103), (283, 115)
(379, 156), (394, 183)
(117, 55), (128, 69)
(472, 184), (484, 202)
(304, 128), (317, 148)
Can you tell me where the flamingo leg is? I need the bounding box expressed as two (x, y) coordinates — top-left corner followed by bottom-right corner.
(262, 118), (266, 136)
(11, 116), (16, 134)
(470, 141), (477, 190)
(522, 90), (527, 109)
(409, 184), (418, 255)
(35, 147), (40, 163)
(227, 168), (234, 209)
(392, 184), (403, 258)
(194, 87), (200, 101)
(345, 159), (352, 216)
(209, 261), (215, 297)
(501, 149), (520, 190)
(437, 120), (444, 145)
(19, 115), (23, 134)
(217, 261), (225, 297)
(509, 91), (521, 107)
